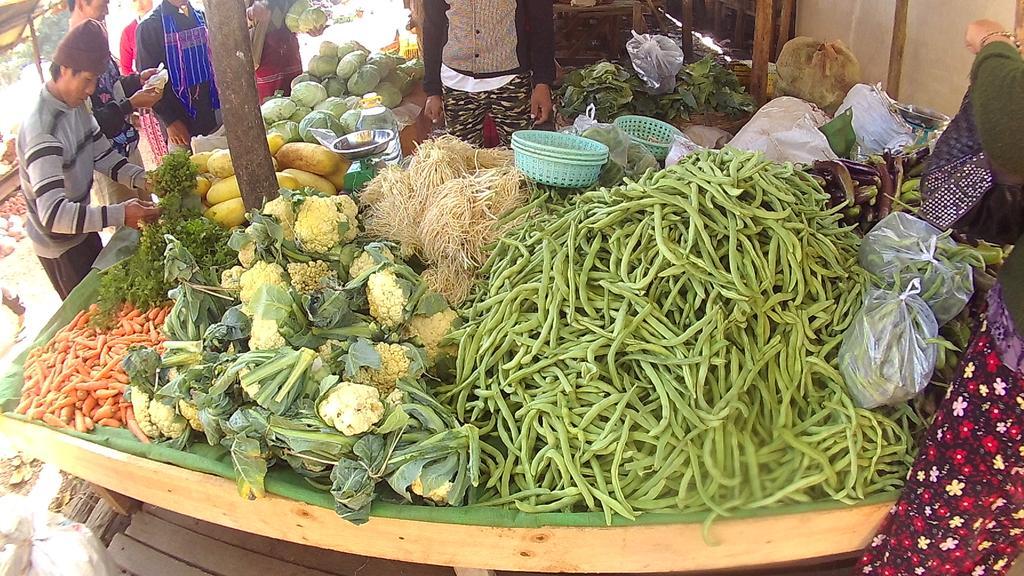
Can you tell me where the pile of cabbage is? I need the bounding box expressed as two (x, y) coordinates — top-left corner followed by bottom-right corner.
(261, 40), (424, 145)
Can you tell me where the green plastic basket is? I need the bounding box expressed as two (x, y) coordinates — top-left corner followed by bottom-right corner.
(613, 115), (683, 161)
(511, 130), (609, 161)
(513, 146), (606, 189)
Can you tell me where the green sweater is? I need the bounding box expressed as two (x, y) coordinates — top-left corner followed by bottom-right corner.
(973, 42), (1024, 332)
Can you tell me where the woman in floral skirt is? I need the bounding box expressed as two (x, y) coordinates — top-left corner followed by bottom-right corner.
(858, 20), (1024, 576)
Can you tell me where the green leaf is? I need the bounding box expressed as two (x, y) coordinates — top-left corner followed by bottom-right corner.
(414, 292), (449, 317)
(230, 436), (268, 500)
(330, 458), (376, 523)
(251, 284), (294, 322)
(342, 338), (382, 378)
(375, 404), (411, 435)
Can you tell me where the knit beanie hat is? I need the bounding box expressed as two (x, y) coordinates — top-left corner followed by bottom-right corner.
(53, 19), (110, 75)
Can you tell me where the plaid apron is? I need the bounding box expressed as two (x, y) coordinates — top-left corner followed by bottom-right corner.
(162, 4), (220, 119)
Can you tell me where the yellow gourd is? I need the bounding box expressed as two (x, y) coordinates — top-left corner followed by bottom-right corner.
(207, 149), (234, 179)
(267, 133), (287, 156)
(325, 159), (351, 190)
(208, 173), (300, 205)
(195, 175), (211, 198)
(275, 142), (341, 176)
(190, 151), (213, 173)
(205, 198), (246, 228)
(281, 168), (336, 195)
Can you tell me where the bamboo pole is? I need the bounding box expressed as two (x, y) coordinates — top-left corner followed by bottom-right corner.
(203, 0), (278, 210)
(886, 0), (910, 99)
(750, 0), (774, 105)
(28, 19), (43, 83)
(1017, 0), (1024, 42)
(776, 0), (795, 59)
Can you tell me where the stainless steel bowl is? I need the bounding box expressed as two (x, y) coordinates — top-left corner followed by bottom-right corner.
(893, 103), (950, 130)
(332, 129), (397, 159)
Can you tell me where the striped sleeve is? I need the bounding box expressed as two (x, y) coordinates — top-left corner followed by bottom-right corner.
(90, 123), (145, 189)
(22, 136), (125, 234)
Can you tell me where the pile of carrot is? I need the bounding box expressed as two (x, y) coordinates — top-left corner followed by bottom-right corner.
(15, 302), (170, 441)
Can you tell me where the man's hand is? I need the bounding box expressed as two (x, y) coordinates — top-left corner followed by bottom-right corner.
(425, 95), (444, 124)
(531, 84), (553, 125)
(966, 20), (1011, 54)
(139, 68), (160, 83)
(123, 199), (161, 230)
(129, 87), (162, 110)
(167, 120), (191, 148)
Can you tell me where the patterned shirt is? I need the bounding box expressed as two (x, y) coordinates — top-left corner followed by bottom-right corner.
(91, 57), (140, 157)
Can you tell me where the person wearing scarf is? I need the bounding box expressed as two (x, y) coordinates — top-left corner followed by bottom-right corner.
(858, 19), (1024, 576)
(135, 0), (220, 151)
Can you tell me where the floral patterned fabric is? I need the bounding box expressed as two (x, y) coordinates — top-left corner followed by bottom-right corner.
(858, 317), (1024, 575)
(988, 284), (1024, 374)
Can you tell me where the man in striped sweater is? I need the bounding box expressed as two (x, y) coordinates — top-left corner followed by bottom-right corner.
(17, 20), (160, 299)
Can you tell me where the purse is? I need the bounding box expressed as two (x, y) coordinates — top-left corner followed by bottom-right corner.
(920, 92), (1024, 245)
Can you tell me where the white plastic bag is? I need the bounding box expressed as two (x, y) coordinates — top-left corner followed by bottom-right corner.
(190, 124), (228, 154)
(860, 213), (975, 325)
(0, 495), (116, 576)
(729, 96), (836, 164)
(839, 279), (938, 409)
(626, 32), (685, 95)
(835, 84), (914, 155)
(665, 133), (704, 166)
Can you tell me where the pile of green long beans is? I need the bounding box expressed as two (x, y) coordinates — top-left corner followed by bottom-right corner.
(438, 149), (924, 525)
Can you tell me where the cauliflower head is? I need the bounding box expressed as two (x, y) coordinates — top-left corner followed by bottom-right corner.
(295, 196), (344, 253)
(354, 342), (410, 395)
(287, 260), (336, 294)
(263, 196), (296, 241)
(333, 194), (359, 223)
(178, 400), (204, 432)
(318, 339), (343, 363)
(411, 477), (454, 504)
(239, 261), (287, 311)
(349, 245), (394, 280)
(406, 308), (458, 362)
(238, 242), (257, 268)
(367, 269), (407, 329)
(317, 381), (385, 436)
(131, 388), (187, 440)
(221, 265), (245, 291)
(249, 317), (286, 350)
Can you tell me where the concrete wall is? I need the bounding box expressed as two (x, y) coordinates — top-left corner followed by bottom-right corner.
(796, 0), (1016, 115)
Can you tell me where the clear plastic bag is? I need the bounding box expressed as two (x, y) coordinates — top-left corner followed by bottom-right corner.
(626, 32), (685, 95)
(665, 133), (704, 166)
(0, 495), (116, 576)
(839, 279), (938, 409)
(564, 106), (657, 185)
(835, 84), (914, 155)
(860, 213), (975, 325)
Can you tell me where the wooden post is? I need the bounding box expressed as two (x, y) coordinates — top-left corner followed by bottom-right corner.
(203, 0), (277, 209)
(1016, 0), (1024, 41)
(776, 0), (795, 59)
(750, 0), (774, 105)
(28, 19), (43, 83)
(887, 0), (910, 100)
(681, 0), (695, 60)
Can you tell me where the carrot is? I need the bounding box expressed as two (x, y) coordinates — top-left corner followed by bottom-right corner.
(94, 388), (120, 400)
(97, 418), (121, 428)
(82, 395), (97, 415)
(93, 405), (115, 421)
(28, 407), (46, 420)
(42, 414), (65, 428)
(74, 410), (86, 432)
(59, 405), (74, 423)
(125, 408), (150, 444)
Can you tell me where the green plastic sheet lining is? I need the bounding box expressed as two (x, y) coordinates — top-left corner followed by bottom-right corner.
(0, 271), (897, 528)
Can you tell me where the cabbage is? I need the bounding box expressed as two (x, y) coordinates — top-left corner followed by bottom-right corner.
(348, 66), (381, 96)
(267, 120), (302, 143)
(284, 0), (308, 33)
(375, 82), (402, 108)
(314, 96), (351, 118)
(319, 40), (339, 57)
(291, 81), (328, 108)
(343, 96), (361, 111)
(397, 59), (424, 82)
(299, 110), (344, 143)
(298, 8), (327, 33)
(339, 109), (362, 135)
(308, 54), (339, 79)
(261, 96), (298, 125)
(322, 75), (346, 97)
(336, 40), (368, 59)
(386, 70), (417, 96)
(335, 51), (366, 80)
(288, 106), (312, 123)
(366, 53), (397, 78)
(291, 73), (317, 88)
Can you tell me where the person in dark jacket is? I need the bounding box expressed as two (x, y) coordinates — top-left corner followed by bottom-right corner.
(135, 0), (221, 151)
(858, 19), (1024, 576)
(67, 0), (162, 203)
(421, 0), (555, 147)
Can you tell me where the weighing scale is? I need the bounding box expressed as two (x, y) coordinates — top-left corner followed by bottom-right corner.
(313, 128), (399, 192)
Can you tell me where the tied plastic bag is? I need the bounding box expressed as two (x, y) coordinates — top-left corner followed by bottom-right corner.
(565, 105), (659, 185)
(776, 37), (861, 114)
(730, 97), (836, 164)
(0, 495), (116, 576)
(626, 32), (686, 95)
(839, 279), (938, 409)
(860, 213), (977, 325)
(665, 133), (704, 166)
(835, 84), (914, 155)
